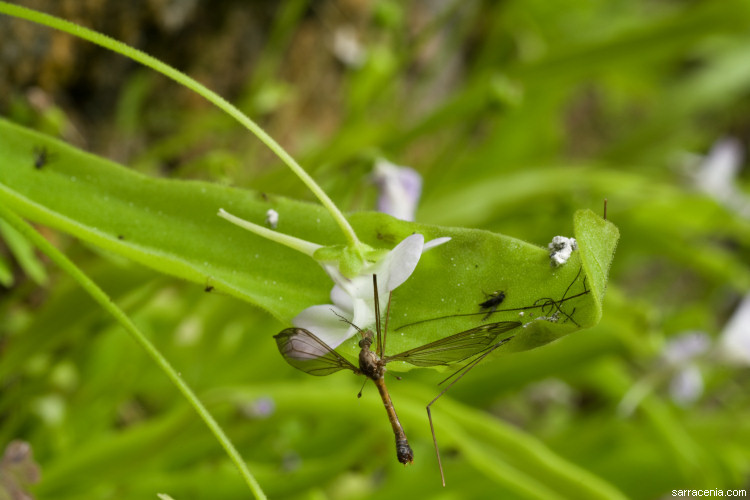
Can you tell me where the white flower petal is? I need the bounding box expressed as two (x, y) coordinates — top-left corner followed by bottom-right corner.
(332, 26), (367, 68)
(662, 331), (711, 366)
(718, 294), (750, 365)
(695, 138), (742, 199)
(290, 232), (443, 350)
(669, 365), (704, 406)
(292, 304), (354, 349)
(350, 296), (376, 335)
(377, 233), (424, 291)
(424, 236), (451, 251)
(330, 285), (354, 314)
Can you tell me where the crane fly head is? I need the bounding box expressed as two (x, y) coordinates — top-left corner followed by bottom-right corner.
(358, 330), (375, 349)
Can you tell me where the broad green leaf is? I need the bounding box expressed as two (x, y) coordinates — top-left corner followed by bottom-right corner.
(0, 119), (618, 366)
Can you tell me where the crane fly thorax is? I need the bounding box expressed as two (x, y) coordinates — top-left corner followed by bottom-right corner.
(358, 329), (385, 379)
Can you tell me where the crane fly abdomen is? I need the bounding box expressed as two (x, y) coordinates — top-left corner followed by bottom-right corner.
(396, 438), (414, 464)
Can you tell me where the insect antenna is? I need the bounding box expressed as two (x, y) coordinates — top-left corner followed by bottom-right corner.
(331, 309), (365, 335)
(427, 336), (514, 487)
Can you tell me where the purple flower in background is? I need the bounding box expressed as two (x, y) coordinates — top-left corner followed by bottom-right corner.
(373, 159), (423, 221)
(620, 297), (750, 415)
(692, 138), (750, 218)
(662, 331), (711, 406)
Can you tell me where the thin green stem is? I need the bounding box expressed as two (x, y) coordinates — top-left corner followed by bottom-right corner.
(0, 204), (267, 500)
(0, 1), (361, 249)
(218, 209), (321, 257)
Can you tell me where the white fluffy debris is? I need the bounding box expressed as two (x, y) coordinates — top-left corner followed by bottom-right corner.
(265, 209), (279, 229)
(548, 236), (578, 266)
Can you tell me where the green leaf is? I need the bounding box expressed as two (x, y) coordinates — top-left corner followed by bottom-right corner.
(0, 218), (48, 285)
(0, 119), (619, 366)
(0, 254), (12, 287)
(350, 210), (618, 362)
(575, 208), (620, 313)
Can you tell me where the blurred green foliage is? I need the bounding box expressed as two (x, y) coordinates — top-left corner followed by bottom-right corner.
(1, 0), (750, 499)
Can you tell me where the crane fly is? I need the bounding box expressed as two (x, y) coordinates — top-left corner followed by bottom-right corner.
(274, 275), (524, 476)
(275, 269), (588, 485)
(275, 274), (415, 465)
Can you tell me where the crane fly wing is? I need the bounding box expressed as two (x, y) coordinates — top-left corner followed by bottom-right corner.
(274, 328), (359, 376)
(385, 321), (521, 367)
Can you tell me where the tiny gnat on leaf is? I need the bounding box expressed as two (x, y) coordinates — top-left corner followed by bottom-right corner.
(265, 209), (279, 229)
(32, 146), (51, 169)
(548, 236), (578, 267)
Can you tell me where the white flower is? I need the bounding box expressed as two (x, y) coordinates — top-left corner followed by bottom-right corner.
(662, 331), (711, 366)
(619, 297), (750, 416)
(692, 138), (750, 219)
(618, 331), (710, 416)
(373, 159), (423, 222)
(694, 138), (743, 201)
(217, 208), (450, 349)
(331, 26), (367, 68)
(669, 364), (704, 406)
(662, 331), (711, 406)
(718, 293), (750, 365)
(293, 233), (450, 349)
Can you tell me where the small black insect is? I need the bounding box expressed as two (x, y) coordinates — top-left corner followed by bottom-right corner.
(478, 290), (506, 320)
(117, 234), (125, 240)
(204, 285), (214, 293)
(32, 146), (51, 169)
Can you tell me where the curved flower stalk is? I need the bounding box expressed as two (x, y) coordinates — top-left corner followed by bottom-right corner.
(218, 209), (450, 348)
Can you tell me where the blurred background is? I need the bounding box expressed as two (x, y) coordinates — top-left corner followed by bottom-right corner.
(1, 0), (749, 498)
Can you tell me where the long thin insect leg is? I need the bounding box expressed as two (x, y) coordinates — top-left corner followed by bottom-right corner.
(437, 337), (513, 387)
(427, 339), (510, 487)
(561, 266), (583, 302)
(382, 290), (393, 356)
(373, 274), (383, 357)
(356, 378), (368, 399)
(397, 276), (591, 331)
(531, 266), (585, 325)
